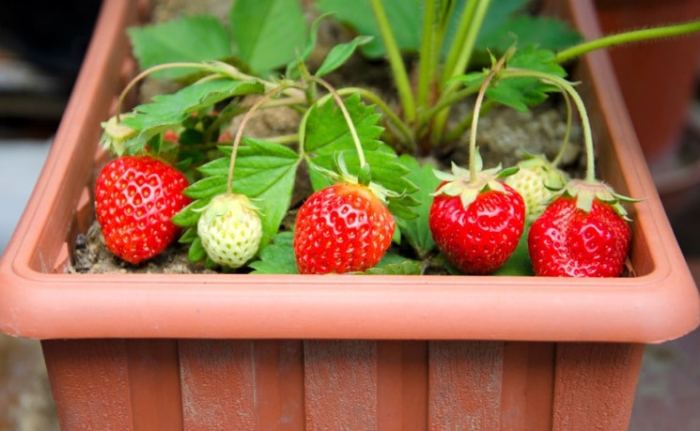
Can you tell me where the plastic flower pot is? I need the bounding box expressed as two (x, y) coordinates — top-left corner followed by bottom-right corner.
(1, 0), (698, 430)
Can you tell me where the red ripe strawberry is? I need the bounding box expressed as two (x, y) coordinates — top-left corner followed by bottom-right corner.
(529, 195), (631, 277)
(430, 181), (525, 274)
(293, 183), (395, 274)
(95, 156), (190, 264)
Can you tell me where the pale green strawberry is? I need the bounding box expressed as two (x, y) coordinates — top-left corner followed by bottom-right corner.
(505, 156), (567, 220)
(197, 193), (262, 268)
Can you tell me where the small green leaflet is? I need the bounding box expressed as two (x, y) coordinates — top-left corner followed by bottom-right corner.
(362, 252), (422, 275)
(315, 36), (374, 77)
(487, 46), (566, 112)
(303, 93), (386, 156)
(249, 232), (298, 274)
(316, 0), (422, 59)
(477, 16), (581, 55)
(231, 0), (308, 73)
(286, 13), (331, 79)
(117, 79), (263, 154)
(395, 155), (441, 258)
(127, 16), (232, 79)
(174, 138), (301, 261)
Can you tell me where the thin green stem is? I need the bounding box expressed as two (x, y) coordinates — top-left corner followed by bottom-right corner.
(369, 0), (416, 123)
(444, 0), (492, 85)
(116, 62), (218, 121)
(468, 66), (501, 182)
(445, 99), (494, 143)
(420, 85), (479, 127)
(337, 87), (415, 150)
(432, 0), (492, 146)
(417, 0), (437, 110)
(441, 0), (479, 86)
(228, 86), (289, 194)
(311, 77), (367, 168)
(266, 134), (299, 145)
(551, 90), (572, 167)
(502, 69), (595, 182)
(556, 19), (700, 63)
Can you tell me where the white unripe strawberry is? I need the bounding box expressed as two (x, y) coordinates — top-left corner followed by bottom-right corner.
(197, 193), (262, 268)
(505, 158), (567, 220)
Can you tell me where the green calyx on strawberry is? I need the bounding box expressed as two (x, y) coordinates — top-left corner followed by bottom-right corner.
(554, 179), (638, 221)
(95, 155), (191, 264)
(197, 193), (263, 269)
(505, 154), (568, 220)
(100, 116), (138, 155)
(429, 153), (526, 274)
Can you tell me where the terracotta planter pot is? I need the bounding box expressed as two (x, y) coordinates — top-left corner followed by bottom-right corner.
(0, 0), (698, 430)
(595, 0), (700, 161)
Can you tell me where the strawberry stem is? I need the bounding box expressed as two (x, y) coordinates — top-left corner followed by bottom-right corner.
(467, 54), (508, 183)
(116, 62), (218, 122)
(227, 86), (291, 194)
(551, 90), (573, 167)
(310, 77), (367, 168)
(502, 69), (596, 182)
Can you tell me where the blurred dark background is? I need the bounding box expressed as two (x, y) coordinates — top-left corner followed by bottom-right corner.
(0, 1), (698, 430)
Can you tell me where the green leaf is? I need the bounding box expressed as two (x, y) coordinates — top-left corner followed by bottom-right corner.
(485, 46), (567, 112)
(316, 36), (373, 77)
(303, 94), (417, 219)
(120, 79), (263, 153)
(249, 232), (298, 274)
(316, 0), (422, 58)
(286, 13), (331, 78)
(477, 16), (581, 54)
(231, 0), (308, 73)
(188, 238), (207, 262)
(494, 224), (533, 276)
(127, 16), (233, 79)
(178, 227), (198, 244)
(173, 199), (212, 227)
(395, 155), (441, 258)
(303, 93), (386, 156)
(363, 252), (422, 275)
(184, 138), (301, 247)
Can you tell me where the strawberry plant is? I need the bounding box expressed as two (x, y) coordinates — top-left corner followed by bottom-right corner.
(92, 0), (700, 276)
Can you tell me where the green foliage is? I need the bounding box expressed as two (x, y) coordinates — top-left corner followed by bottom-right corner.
(128, 16), (232, 79)
(302, 94), (419, 218)
(316, 0), (422, 58)
(249, 232), (298, 274)
(395, 155), (441, 258)
(317, 0), (579, 66)
(362, 252), (422, 274)
(316, 36), (374, 77)
(231, 0), (308, 73)
(174, 138), (301, 261)
(117, 79), (263, 154)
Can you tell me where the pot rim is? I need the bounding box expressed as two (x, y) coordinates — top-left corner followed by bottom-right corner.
(0, 0), (697, 342)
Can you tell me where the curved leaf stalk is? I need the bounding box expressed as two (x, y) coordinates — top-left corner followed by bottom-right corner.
(309, 77), (367, 168)
(502, 69), (595, 182)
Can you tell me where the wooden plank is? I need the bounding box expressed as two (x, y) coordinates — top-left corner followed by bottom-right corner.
(126, 340), (183, 430)
(500, 342), (555, 431)
(252, 341), (305, 430)
(304, 340), (378, 430)
(428, 341), (503, 430)
(42, 339), (133, 431)
(376, 341), (428, 431)
(179, 340), (256, 431)
(179, 340), (304, 430)
(553, 343), (644, 431)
